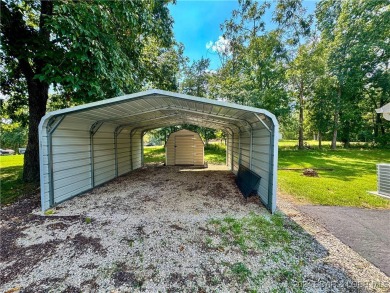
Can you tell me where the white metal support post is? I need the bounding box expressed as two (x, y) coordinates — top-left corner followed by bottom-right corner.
(89, 121), (104, 188)
(47, 115), (65, 207)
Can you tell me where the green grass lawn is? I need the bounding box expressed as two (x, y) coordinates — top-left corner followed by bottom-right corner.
(143, 143), (226, 165)
(278, 147), (390, 208)
(0, 155), (38, 205)
(279, 140), (343, 149)
(143, 146), (165, 163)
(2, 142), (389, 209)
(144, 142), (389, 208)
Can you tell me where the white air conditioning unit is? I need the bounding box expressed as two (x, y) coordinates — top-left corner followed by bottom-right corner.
(377, 163), (390, 197)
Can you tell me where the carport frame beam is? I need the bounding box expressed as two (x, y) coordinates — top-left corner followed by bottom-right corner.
(114, 126), (124, 177)
(90, 121), (104, 188)
(254, 112), (276, 212)
(47, 115), (65, 207)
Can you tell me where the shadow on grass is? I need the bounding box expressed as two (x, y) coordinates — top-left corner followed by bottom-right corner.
(279, 149), (390, 181)
(0, 165), (39, 205)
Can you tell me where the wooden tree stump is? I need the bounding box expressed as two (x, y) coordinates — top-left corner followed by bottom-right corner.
(303, 168), (319, 177)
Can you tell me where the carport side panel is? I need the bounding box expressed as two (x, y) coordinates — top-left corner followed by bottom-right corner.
(226, 133), (233, 169)
(270, 123), (279, 213)
(131, 132), (142, 169)
(117, 128), (131, 176)
(40, 117), (93, 210)
(93, 123), (116, 186)
(251, 127), (272, 209)
(231, 130), (240, 173)
(233, 126), (273, 212)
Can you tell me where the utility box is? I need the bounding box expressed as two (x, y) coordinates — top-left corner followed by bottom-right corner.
(377, 163), (390, 197)
(165, 129), (204, 166)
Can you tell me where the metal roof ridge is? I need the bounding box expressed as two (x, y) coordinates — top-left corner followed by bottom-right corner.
(39, 89), (279, 130)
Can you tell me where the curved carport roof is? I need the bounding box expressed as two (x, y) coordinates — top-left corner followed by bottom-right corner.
(39, 89), (279, 212)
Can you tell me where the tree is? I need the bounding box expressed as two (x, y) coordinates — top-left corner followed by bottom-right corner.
(1, 0), (174, 182)
(307, 64), (337, 148)
(286, 45), (313, 149)
(180, 57), (211, 97)
(208, 1), (293, 125)
(0, 121), (27, 151)
(273, 0), (313, 148)
(142, 40), (187, 91)
(273, 0), (313, 49)
(287, 41), (328, 149)
(317, 0), (390, 148)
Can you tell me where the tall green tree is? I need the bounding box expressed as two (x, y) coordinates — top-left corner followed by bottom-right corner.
(210, 0), (293, 121)
(0, 121), (27, 151)
(287, 42), (326, 149)
(316, 0), (390, 148)
(273, 0), (313, 148)
(1, 0), (174, 182)
(180, 57), (211, 97)
(306, 42), (337, 148)
(142, 39), (187, 91)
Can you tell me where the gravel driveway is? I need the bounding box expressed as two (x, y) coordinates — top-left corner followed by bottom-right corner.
(1, 164), (388, 292)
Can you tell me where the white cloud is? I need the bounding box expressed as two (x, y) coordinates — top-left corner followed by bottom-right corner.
(205, 41), (214, 50)
(205, 36), (232, 56)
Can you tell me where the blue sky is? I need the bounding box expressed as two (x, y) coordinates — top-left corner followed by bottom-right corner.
(169, 0), (318, 69)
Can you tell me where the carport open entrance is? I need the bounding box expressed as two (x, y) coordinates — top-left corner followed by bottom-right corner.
(39, 89), (279, 213)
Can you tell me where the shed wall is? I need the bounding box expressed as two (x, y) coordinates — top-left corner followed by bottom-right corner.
(165, 130), (204, 166)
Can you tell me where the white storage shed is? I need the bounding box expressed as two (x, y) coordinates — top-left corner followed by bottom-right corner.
(165, 129), (204, 166)
(39, 89), (279, 212)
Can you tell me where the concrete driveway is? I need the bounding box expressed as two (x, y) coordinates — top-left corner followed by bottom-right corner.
(298, 205), (390, 276)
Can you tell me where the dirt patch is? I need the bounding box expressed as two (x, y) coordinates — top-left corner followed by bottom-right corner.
(0, 196), (85, 285)
(169, 224), (187, 231)
(68, 233), (106, 255)
(113, 271), (143, 288)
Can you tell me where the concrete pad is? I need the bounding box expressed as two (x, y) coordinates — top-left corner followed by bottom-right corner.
(297, 205), (390, 276)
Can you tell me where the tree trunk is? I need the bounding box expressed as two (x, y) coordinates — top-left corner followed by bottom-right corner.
(331, 86), (341, 150)
(342, 121), (351, 148)
(374, 112), (380, 138)
(23, 80), (48, 182)
(2, 0), (54, 183)
(331, 111), (339, 150)
(298, 81), (304, 149)
(318, 132), (322, 149)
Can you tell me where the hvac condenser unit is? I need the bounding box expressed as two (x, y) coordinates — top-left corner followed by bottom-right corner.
(377, 163), (390, 197)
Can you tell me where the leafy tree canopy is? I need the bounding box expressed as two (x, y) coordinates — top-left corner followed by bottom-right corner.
(1, 0), (176, 181)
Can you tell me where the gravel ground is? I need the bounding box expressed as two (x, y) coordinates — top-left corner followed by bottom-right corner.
(1, 164), (389, 292)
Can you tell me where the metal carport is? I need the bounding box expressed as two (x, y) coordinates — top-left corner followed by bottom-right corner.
(39, 89), (279, 212)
